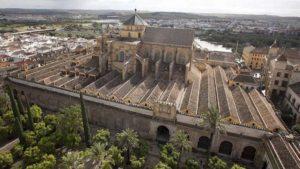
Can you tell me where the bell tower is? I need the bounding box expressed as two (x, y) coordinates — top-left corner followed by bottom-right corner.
(120, 9), (148, 39)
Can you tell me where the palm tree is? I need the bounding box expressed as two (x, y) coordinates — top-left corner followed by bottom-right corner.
(200, 107), (225, 159)
(61, 151), (85, 169)
(170, 130), (192, 168)
(89, 143), (114, 169)
(116, 129), (139, 165)
(80, 92), (91, 147)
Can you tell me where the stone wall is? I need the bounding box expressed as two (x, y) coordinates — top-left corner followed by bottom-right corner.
(7, 77), (267, 167)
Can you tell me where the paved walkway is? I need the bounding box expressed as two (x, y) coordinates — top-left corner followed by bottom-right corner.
(0, 139), (19, 152)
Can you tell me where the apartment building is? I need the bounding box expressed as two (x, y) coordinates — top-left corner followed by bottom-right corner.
(242, 45), (268, 70)
(265, 49), (300, 102)
(284, 82), (300, 122)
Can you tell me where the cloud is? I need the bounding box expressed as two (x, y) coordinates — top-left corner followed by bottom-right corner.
(0, 0), (299, 17)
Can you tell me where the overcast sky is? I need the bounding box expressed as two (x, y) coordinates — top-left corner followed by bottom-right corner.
(1, 0), (299, 17)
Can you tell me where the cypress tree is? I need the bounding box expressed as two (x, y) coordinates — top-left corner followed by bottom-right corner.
(6, 85), (21, 121)
(80, 92), (91, 147)
(24, 95), (34, 130)
(6, 85), (25, 145)
(15, 92), (25, 115)
(14, 116), (25, 145)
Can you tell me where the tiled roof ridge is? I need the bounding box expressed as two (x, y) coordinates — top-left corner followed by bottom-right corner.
(248, 90), (270, 130)
(214, 66), (240, 123)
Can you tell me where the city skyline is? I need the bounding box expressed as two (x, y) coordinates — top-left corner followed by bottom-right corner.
(0, 0), (299, 17)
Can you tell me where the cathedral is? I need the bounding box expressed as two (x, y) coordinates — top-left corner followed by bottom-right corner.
(6, 10), (300, 169)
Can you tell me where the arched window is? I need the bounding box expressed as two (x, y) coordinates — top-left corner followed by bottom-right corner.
(198, 136), (211, 150)
(156, 126), (170, 144)
(118, 51), (125, 62)
(177, 53), (187, 64)
(219, 141), (233, 155)
(164, 52), (173, 63)
(241, 146), (256, 161)
(153, 50), (161, 62)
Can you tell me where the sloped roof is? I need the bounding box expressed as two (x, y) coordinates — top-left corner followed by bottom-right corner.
(123, 13), (148, 26)
(249, 90), (286, 131)
(142, 27), (194, 47)
(232, 86), (263, 125)
(277, 53), (288, 62)
(252, 47), (269, 54)
(268, 135), (300, 169)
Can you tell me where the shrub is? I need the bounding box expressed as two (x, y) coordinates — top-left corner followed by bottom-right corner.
(24, 131), (37, 146)
(44, 115), (58, 130)
(23, 146), (42, 165)
(64, 133), (82, 148)
(130, 155), (145, 169)
(154, 162), (171, 169)
(26, 154), (56, 169)
(0, 125), (14, 142)
(34, 122), (52, 139)
(108, 145), (124, 167)
(37, 137), (55, 154)
(231, 164), (246, 169)
(2, 111), (14, 124)
(184, 158), (199, 169)
(93, 129), (110, 144)
(56, 105), (83, 148)
(30, 105), (42, 123)
(208, 156), (227, 169)
(11, 143), (24, 160)
(160, 144), (180, 169)
(0, 152), (13, 169)
(133, 140), (149, 158)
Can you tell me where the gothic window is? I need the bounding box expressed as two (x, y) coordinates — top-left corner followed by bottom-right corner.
(178, 54), (187, 64)
(118, 51), (125, 62)
(152, 50), (161, 61)
(164, 52), (173, 63)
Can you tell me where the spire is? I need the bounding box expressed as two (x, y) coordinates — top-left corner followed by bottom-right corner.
(271, 39), (279, 48)
(123, 9), (148, 26)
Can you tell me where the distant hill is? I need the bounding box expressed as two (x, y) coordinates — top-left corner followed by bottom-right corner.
(0, 8), (299, 23)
